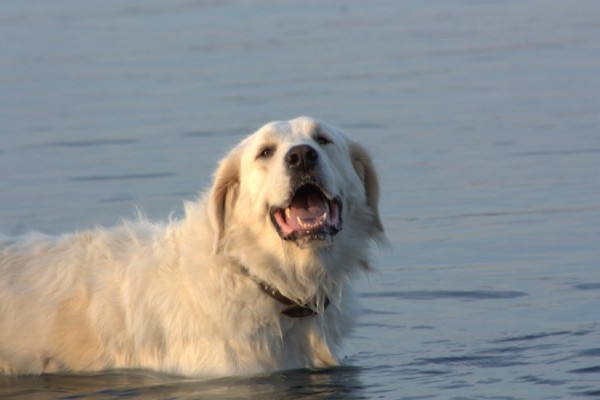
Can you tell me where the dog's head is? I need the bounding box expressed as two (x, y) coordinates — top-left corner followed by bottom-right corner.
(209, 117), (383, 252)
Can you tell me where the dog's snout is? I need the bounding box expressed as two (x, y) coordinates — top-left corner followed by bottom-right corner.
(285, 145), (319, 172)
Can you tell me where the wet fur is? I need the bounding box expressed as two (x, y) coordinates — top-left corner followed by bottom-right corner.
(0, 117), (385, 377)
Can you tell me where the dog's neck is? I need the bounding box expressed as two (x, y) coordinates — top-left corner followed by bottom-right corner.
(257, 279), (330, 318)
(238, 266), (329, 318)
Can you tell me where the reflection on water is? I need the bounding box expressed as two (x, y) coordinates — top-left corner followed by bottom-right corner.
(0, 367), (365, 400)
(1, 0), (599, 398)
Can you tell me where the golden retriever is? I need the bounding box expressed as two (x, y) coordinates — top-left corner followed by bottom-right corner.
(0, 117), (385, 377)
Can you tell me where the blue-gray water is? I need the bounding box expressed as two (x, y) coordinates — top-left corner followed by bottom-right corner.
(1, 0), (599, 398)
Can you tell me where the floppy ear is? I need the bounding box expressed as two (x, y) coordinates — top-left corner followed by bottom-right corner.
(350, 142), (384, 234)
(208, 147), (241, 252)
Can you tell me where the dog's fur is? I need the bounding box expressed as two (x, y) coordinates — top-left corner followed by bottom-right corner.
(0, 117), (385, 377)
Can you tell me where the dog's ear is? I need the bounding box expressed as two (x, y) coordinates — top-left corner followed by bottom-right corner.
(208, 147), (241, 252)
(350, 142), (384, 234)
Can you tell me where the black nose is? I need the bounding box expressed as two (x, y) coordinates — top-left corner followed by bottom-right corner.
(285, 144), (319, 172)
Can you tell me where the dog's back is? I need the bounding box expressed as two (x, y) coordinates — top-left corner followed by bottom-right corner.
(0, 224), (167, 374)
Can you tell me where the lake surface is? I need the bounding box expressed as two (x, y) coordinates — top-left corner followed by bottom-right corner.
(1, 0), (599, 398)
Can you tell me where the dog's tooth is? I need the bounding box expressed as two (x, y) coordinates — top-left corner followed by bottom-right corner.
(285, 208), (292, 220)
(297, 216), (306, 229)
(321, 212), (327, 223)
(296, 213), (328, 230)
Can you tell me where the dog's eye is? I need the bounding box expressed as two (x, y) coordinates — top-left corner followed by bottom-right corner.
(315, 135), (332, 145)
(257, 146), (275, 159)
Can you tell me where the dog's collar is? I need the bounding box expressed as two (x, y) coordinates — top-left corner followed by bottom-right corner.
(239, 266), (329, 318)
(257, 280), (330, 318)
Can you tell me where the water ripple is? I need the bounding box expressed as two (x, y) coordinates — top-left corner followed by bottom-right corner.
(71, 172), (176, 182)
(568, 365), (600, 374)
(340, 122), (387, 130)
(362, 290), (527, 301)
(494, 331), (572, 344)
(182, 128), (249, 138)
(576, 389), (600, 397)
(510, 148), (600, 157)
(578, 348), (600, 357)
(517, 375), (565, 386)
(47, 139), (138, 148)
(574, 283), (600, 291)
(402, 205), (600, 222)
(415, 355), (527, 368)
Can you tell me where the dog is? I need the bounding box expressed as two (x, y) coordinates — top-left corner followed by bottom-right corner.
(0, 117), (385, 377)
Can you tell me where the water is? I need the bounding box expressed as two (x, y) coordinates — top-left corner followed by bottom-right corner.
(1, 0), (599, 398)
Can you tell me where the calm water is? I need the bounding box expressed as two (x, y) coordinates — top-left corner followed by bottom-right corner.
(1, 0), (600, 398)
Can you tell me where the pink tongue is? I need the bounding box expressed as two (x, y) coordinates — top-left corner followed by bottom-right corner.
(288, 192), (327, 228)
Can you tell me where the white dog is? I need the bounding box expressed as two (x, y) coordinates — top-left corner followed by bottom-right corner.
(0, 117), (385, 377)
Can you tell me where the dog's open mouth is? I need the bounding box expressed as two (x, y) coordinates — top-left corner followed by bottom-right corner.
(270, 184), (342, 245)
